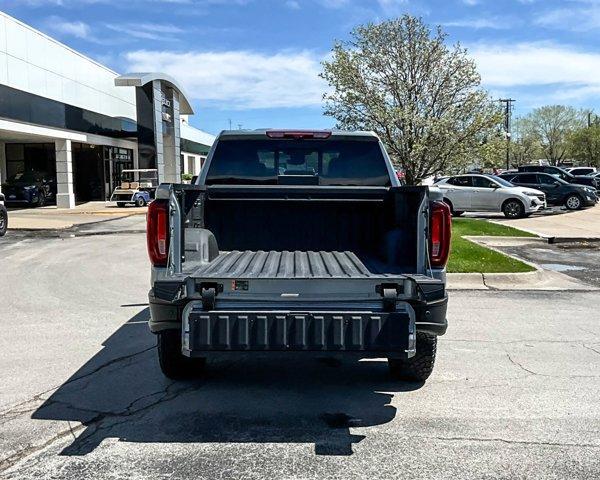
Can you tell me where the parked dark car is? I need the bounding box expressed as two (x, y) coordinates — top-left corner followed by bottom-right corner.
(1, 171), (56, 207)
(0, 193), (7, 236)
(567, 167), (596, 176)
(499, 172), (598, 210)
(518, 165), (599, 191)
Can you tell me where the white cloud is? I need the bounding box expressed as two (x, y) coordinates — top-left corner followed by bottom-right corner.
(105, 22), (185, 41)
(285, 0), (300, 9)
(469, 42), (600, 89)
(47, 17), (91, 39)
(317, 0), (350, 8)
(441, 17), (514, 29)
(469, 41), (600, 106)
(534, 4), (600, 31)
(376, 0), (409, 14)
(124, 49), (327, 109)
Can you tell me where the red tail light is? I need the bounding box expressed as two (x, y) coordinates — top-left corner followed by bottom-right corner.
(429, 201), (452, 268)
(147, 200), (169, 266)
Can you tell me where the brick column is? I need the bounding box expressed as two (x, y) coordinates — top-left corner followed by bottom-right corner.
(55, 139), (75, 209)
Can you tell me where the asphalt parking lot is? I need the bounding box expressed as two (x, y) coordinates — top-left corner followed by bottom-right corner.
(494, 240), (600, 287)
(1, 231), (599, 479)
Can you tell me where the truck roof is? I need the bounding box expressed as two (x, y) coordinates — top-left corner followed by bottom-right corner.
(216, 129), (379, 140)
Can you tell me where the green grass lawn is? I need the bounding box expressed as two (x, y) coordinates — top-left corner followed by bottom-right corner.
(447, 218), (537, 273)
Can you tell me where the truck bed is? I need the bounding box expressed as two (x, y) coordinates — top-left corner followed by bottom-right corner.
(191, 250), (404, 279)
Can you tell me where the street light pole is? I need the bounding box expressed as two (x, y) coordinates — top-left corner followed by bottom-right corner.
(498, 98), (515, 170)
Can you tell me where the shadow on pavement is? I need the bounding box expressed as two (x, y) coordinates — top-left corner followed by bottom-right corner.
(33, 308), (421, 456)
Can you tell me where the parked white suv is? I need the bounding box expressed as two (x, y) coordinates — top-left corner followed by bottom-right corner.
(435, 174), (546, 218)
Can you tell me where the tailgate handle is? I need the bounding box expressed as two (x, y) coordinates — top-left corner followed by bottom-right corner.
(382, 288), (398, 312)
(201, 287), (216, 311)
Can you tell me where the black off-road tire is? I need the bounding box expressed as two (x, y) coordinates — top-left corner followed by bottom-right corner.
(0, 206), (7, 236)
(502, 199), (525, 219)
(135, 196), (146, 207)
(157, 329), (206, 380)
(388, 332), (437, 382)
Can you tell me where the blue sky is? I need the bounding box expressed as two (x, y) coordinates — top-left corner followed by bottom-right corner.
(3, 0), (600, 134)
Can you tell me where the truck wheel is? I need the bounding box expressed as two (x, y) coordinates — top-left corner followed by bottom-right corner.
(135, 196), (146, 207)
(0, 206), (7, 236)
(157, 329), (206, 379)
(388, 332), (437, 382)
(502, 199), (524, 219)
(565, 194), (582, 210)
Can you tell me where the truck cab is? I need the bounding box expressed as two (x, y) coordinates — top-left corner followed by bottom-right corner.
(147, 130), (450, 382)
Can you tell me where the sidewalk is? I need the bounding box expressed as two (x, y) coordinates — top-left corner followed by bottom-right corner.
(483, 204), (600, 241)
(6, 201), (146, 230)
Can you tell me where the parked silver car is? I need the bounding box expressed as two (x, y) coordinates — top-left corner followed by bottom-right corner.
(434, 174), (546, 218)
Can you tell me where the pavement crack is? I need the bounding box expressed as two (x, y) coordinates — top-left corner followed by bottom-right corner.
(481, 273), (498, 290)
(426, 435), (600, 449)
(505, 352), (600, 378)
(64, 345), (156, 387)
(0, 423), (85, 473)
(582, 343), (600, 356)
(61, 381), (199, 455)
(0, 345), (156, 423)
(506, 353), (540, 376)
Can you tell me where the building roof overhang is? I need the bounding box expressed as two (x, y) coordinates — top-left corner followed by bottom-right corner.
(115, 73), (194, 115)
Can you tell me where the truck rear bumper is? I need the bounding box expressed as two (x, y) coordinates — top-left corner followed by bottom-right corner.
(181, 301), (417, 359)
(148, 288), (448, 339)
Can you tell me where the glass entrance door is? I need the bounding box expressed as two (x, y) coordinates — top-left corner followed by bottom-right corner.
(104, 147), (133, 199)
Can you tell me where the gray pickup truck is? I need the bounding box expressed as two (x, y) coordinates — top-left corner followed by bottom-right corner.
(147, 130), (450, 382)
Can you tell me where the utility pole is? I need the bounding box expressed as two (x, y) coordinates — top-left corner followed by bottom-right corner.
(498, 99), (515, 170)
(228, 118), (232, 130)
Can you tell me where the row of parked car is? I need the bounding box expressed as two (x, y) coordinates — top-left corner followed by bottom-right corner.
(434, 165), (599, 218)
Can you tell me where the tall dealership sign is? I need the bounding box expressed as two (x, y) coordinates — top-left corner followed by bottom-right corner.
(115, 73), (195, 183)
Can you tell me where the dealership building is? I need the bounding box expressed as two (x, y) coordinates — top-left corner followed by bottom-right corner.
(0, 11), (214, 208)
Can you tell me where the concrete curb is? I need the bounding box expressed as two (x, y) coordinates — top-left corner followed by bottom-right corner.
(546, 236), (600, 244)
(448, 236), (598, 291)
(448, 269), (597, 291)
(488, 220), (600, 243)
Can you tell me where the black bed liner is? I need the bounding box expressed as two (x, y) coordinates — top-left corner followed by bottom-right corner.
(191, 250), (407, 279)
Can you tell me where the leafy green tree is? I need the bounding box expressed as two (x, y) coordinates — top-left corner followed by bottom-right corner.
(510, 117), (542, 167)
(568, 120), (600, 167)
(320, 15), (502, 184)
(520, 105), (584, 165)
